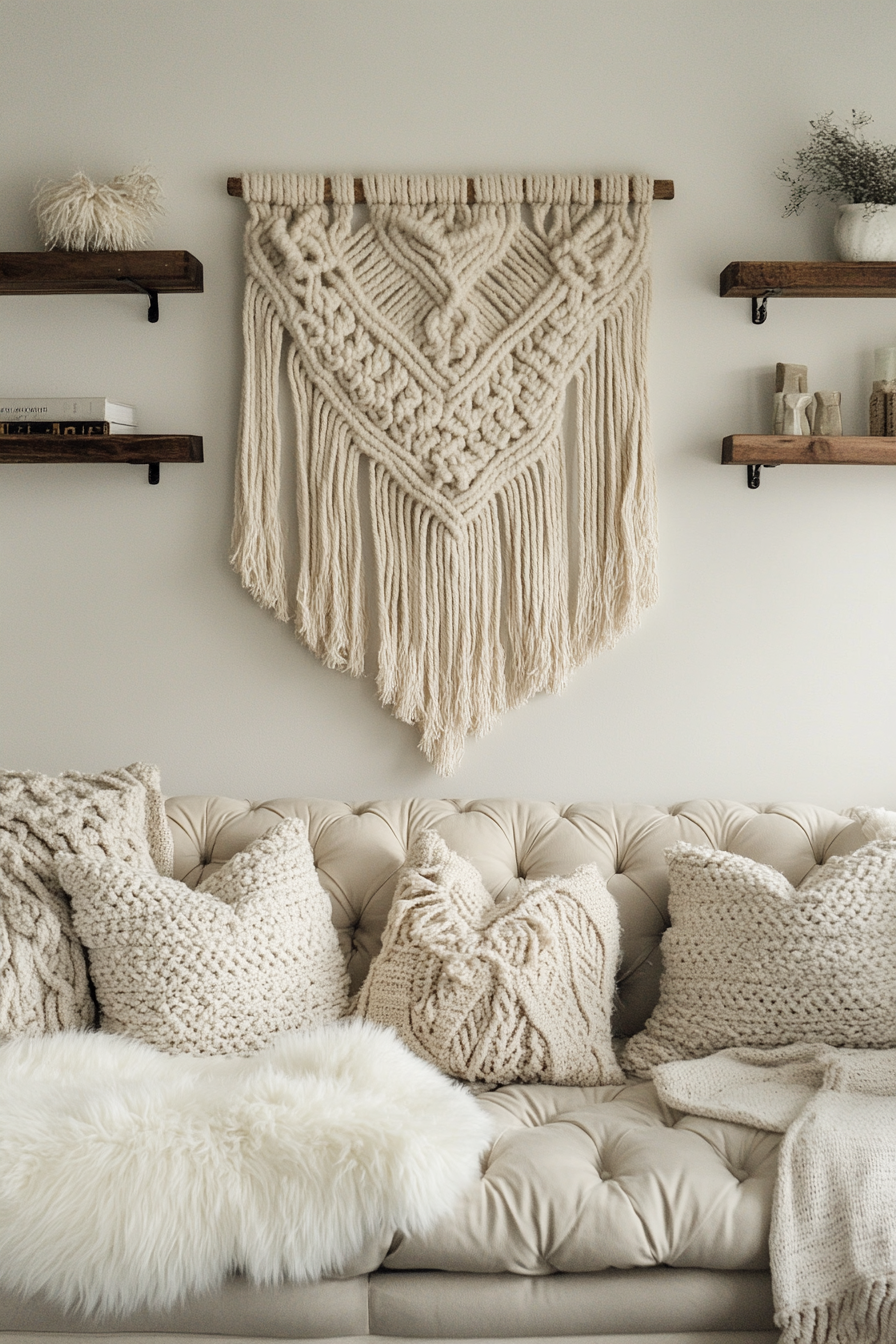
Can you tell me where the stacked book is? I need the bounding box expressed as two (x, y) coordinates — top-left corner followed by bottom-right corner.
(0, 398), (137, 436)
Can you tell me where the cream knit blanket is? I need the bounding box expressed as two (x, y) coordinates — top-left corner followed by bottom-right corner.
(654, 1045), (896, 1344)
(233, 174), (657, 773)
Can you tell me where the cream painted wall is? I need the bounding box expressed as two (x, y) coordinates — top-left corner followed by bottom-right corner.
(2, 0), (895, 805)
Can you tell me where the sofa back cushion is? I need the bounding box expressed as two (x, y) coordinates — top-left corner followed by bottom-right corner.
(164, 797), (865, 1039)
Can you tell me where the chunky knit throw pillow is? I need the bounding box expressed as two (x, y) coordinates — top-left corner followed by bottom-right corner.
(61, 819), (349, 1055)
(622, 839), (896, 1077)
(0, 763), (171, 1039)
(356, 830), (623, 1086)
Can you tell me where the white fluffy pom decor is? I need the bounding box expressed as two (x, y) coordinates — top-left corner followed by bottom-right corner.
(32, 165), (163, 251)
(0, 1020), (493, 1315)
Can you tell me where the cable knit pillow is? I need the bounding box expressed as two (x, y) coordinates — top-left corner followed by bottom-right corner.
(61, 819), (349, 1055)
(0, 763), (172, 1039)
(622, 834), (896, 1077)
(356, 830), (623, 1087)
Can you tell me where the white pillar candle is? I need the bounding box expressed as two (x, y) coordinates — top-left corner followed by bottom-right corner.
(874, 347), (896, 382)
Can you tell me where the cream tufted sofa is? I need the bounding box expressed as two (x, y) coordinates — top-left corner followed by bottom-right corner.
(2, 797), (867, 1344)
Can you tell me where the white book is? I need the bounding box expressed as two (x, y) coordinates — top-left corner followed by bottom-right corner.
(0, 398), (137, 425)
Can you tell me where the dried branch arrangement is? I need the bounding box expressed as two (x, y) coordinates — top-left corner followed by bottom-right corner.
(777, 111), (896, 216)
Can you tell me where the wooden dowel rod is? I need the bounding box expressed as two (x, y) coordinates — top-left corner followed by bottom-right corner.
(226, 176), (674, 202)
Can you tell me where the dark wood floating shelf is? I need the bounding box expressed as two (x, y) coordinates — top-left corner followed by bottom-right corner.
(0, 434), (203, 485)
(722, 435), (896, 488)
(0, 251), (203, 295)
(0, 251), (203, 322)
(721, 261), (896, 323)
(720, 261), (896, 300)
(723, 435), (896, 465)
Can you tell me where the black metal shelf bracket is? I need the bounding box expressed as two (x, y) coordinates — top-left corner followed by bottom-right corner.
(117, 277), (160, 322)
(147, 463), (160, 485)
(746, 464), (778, 489)
(751, 288), (782, 325)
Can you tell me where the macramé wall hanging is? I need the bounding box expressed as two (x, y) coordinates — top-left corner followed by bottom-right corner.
(232, 173), (659, 774)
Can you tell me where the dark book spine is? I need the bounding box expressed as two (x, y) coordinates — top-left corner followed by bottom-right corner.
(0, 421), (112, 436)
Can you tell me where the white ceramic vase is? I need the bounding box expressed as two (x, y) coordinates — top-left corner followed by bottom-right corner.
(834, 203), (896, 261)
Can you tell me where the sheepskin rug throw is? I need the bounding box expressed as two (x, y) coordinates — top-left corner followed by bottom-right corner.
(0, 1020), (493, 1315)
(233, 173), (656, 773)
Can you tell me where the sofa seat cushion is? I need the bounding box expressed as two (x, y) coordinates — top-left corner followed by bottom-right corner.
(0, 1274), (369, 1338)
(0, 1268), (776, 1339)
(385, 1080), (781, 1274)
(369, 1268), (775, 1338)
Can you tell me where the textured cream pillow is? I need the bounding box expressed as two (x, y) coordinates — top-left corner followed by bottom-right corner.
(356, 830), (623, 1086)
(0, 763), (171, 1039)
(61, 819), (349, 1055)
(622, 838), (896, 1077)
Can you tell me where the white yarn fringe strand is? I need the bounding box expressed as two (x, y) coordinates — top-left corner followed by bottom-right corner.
(32, 165), (164, 251)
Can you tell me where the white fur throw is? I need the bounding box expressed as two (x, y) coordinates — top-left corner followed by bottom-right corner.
(622, 838), (896, 1076)
(357, 830), (623, 1086)
(0, 1021), (494, 1314)
(61, 819), (349, 1055)
(0, 764), (171, 1039)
